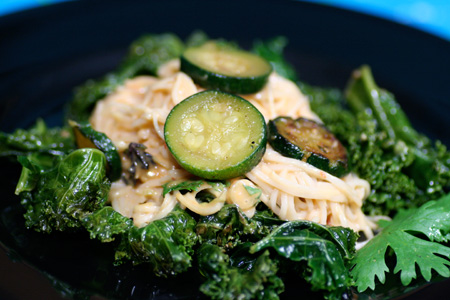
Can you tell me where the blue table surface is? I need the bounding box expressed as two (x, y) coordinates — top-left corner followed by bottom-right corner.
(1, 0), (449, 41)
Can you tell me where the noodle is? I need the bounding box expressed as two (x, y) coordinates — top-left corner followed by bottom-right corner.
(90, 59), (376, 237)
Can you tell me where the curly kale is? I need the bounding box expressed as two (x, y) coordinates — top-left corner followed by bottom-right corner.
(114, 206), (198, 277)
(197, 243), (284, 300)
(250, 221), (357, 300)
(305, 67), (450, 216)
(67, 33), (185, 122)
(17, 149), (110, 233)
(0, 119), (74, 158)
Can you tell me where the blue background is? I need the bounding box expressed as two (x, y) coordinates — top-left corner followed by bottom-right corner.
(1, 0), (449, 40)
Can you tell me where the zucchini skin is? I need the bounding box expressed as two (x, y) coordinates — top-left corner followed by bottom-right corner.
(69, 121), (122, 181)
(164, 90), (267, 180)
(180, 42), (272, 94)
(268, 117), (348, 177)
(180, 56), (270, 94)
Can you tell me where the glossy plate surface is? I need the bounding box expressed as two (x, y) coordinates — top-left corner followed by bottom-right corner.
(1, 0), (450, 299)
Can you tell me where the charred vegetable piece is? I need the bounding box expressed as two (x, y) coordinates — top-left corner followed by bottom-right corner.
(164, 90), (267, 180)
(69, 120), (122, 181)
(123, 142), (155, 185)
(180, 41), (272, 94)
(268, 117), (348, 177)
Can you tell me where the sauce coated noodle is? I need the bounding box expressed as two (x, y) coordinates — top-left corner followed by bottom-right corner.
(90, 59), (375, 238)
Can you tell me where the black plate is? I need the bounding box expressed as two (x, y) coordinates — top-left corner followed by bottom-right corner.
(1, 0), (450, 299)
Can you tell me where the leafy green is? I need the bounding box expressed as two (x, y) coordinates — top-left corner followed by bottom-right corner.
(162, 179), (227, 197)
(0, 119), (74, 158)
(198, 243), (284, 300)
(351, 193), (450, 292)
(306, 67), (450, 216)
(346, 65), (450, 194)
(115, 206), (197, 276)
(252, 36), (298, 82)
(67, 34), (184, 122)
(82, 206), (133, 242)
(250, 221), (357, 299)
(18, 148), (110, 233)
(196, 204), (276, 249)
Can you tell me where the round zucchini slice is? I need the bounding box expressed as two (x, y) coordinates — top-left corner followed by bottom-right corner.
(180, 41), (272, 94)
(268, 117), (348, 177)
(164, 90), (267, 180)
(69, 120), (122, 181)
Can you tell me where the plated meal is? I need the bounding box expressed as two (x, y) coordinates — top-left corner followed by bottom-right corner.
(1, 31), (450, 300)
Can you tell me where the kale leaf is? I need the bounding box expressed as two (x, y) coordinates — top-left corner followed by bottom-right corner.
(197, 243), (284, 300)
(351, 193), (450, 292)
(250, 221), (357, 300)
(115, 206), (197, 277)
(252, 36), (298, 82)
(67, 33), (184, 122)
(306, 67), (450, 216)
(82, 206), (133, 243)
(0, 119), (74, 158)
(17, 148), (110, 233)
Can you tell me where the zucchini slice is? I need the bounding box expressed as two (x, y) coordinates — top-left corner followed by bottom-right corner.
(164, 90), (267, 180)
(268, 117), (348, 177)
(69, 120), (122, 181)
(180, 41), (272, 94)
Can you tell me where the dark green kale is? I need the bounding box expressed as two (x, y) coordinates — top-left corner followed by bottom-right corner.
(252, 36), (298, 82)
(196, 204), (284, 250)
(250, 221), (357, 300)
(115, 206), (197, 277)
(197, 243), (284, 300)
(345, 66), (450, 198)
(17, 148), (111, 233)
(306, 67), (450, 216)
(82, 206), (133, 243)
(67, 33), (185, 122)
(0, 119), (74, 158)
(162, 179), (227, 197)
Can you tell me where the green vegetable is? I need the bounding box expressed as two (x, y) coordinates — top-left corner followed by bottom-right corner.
(162, 179), (226, 197)
(351, 193), (450, 292)
(252, 36), (298, 82)
(196, 204), (274, 249)
(346, 65), (450, 191)
(181, 41), (272, 94)
(197, 243), (284, 300)
(0, 119), (74, 158)
(67, 34), (184, 122)
(82, 206), (133, 243)
(306, 68), (450, 216)
(250, 221), (357, 299)
(17, 148), (110, 233)
(268, 116), (348, 177)
(115, 206), (197, 276)
(164, 90), (267, 180)
(122, 142), (155, 185)
(69, 120), (122, 181)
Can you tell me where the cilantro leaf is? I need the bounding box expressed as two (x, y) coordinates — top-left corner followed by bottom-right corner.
(351, 193), (450, 292)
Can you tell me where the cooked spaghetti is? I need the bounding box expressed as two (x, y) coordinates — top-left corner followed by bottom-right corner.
(90, 59), (376, 238)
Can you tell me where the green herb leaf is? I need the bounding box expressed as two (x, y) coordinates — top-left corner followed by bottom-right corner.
(351, 193), (450, 292)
